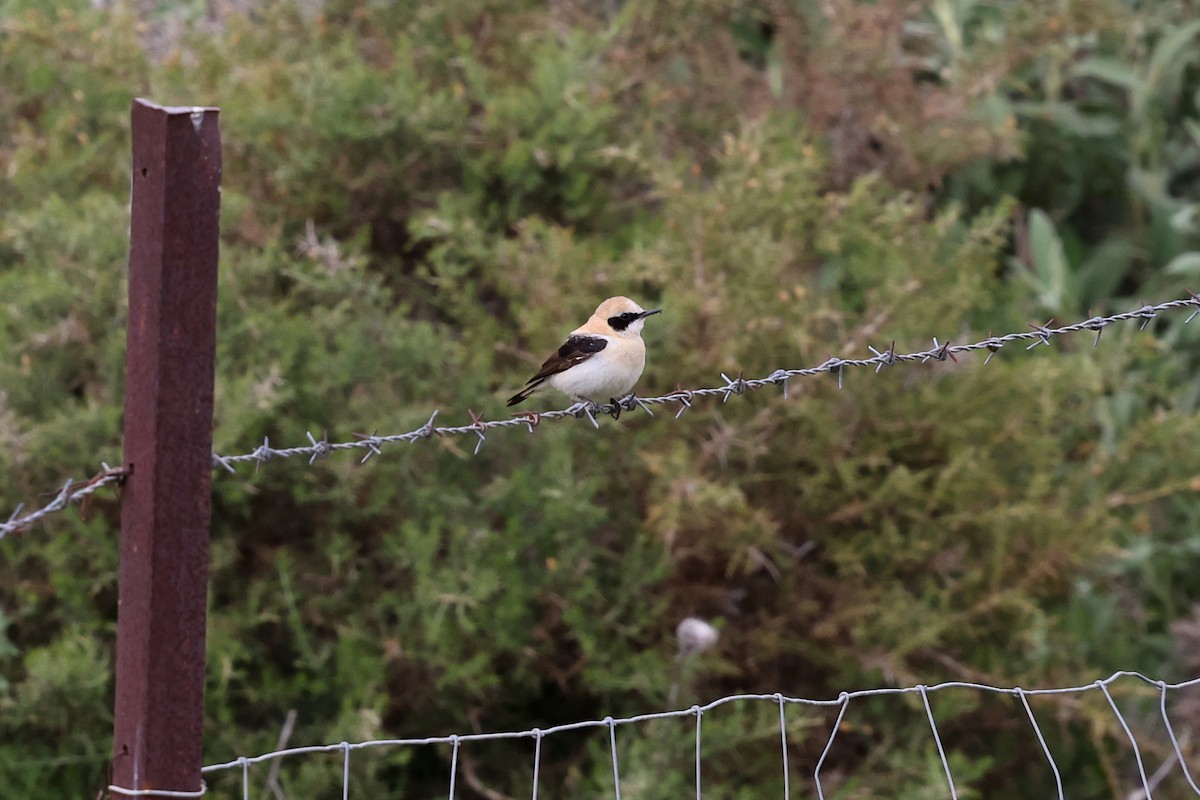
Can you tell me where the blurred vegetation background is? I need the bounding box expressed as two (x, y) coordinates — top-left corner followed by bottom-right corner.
(2, 0), (1200, 797)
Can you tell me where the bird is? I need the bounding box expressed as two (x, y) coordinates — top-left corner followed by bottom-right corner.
(507, 296), (661, 407)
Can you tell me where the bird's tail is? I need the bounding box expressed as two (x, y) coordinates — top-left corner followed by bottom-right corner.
(506, 380), (544, 407)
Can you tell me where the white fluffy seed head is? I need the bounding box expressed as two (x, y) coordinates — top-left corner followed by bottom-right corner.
(676, 617), (719, 655)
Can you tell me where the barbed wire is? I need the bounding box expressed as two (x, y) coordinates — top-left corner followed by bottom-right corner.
(0, 464), (128, 542)
(6, 294), (1200, 541)
(206, 294), (1200, 470)
(190, 671), (1200, 800)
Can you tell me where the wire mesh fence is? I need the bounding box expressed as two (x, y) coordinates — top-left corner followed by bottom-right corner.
(189, 671), (1200, 800)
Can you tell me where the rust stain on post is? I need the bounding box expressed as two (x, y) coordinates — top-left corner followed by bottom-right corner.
(111, 99), (221, 796)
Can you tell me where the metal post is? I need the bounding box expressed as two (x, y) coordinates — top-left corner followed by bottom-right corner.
(110, 99), (221, 797)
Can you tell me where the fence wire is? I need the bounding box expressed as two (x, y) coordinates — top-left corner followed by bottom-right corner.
(188, 671), (1200, 800)
(6, 294), (1200, 541)
(206, 296), (1200, 473)
(0, 464), (127, 541)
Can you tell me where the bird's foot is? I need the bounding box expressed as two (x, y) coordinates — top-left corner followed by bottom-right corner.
(607, 397), (622, 421)
(568, 399), (603, 429)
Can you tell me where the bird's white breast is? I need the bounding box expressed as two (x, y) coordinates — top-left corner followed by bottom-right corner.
(549, 337), (646, 400)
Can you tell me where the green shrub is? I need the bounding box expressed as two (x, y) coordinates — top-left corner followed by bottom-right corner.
(2, 2), (1199, 798)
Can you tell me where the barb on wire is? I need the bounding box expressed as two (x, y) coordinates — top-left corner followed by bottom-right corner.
(200, 295), (1200, 475)
(0, 464), (128, 541)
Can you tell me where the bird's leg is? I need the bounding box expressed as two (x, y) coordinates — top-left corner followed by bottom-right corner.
(607, 397), (621, 421)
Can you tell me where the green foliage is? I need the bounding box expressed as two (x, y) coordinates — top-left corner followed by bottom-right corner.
(938, 0), (1200, 316)
(3, 2), (1200, 799)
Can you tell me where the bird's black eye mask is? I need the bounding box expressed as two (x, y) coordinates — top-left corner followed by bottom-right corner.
(608, 311), (643, 331)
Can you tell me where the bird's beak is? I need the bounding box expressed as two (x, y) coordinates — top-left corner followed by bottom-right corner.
(640, 308), (662, 318)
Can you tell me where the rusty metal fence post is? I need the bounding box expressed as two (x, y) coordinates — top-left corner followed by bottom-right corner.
(109, 99), (221, 798)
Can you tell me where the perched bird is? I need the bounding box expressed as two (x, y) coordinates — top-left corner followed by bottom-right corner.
(507, 296), (661, 407)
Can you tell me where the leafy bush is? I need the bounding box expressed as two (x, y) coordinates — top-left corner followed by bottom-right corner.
(2, 1), (1200, 798)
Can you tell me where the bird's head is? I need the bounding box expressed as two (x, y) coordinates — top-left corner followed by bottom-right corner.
(594, 296), (662, 337)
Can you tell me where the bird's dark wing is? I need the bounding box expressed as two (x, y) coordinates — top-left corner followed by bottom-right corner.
(507, 335), (607, 406)
(527, 335), (607, 383)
